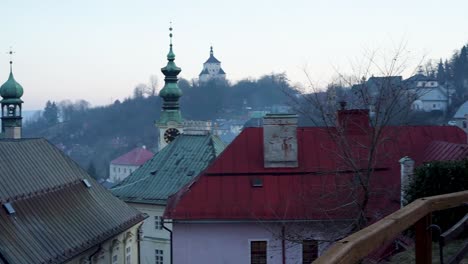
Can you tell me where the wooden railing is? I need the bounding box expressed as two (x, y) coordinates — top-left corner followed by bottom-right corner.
(314, 190), (468, 264)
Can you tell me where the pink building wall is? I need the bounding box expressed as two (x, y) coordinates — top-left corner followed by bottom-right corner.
(173, 222), (348, 264)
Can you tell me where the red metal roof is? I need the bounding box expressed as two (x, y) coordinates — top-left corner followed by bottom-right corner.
(423, 140), (468, 162)
(111, 147), (154, 166)
(165, 125), (467, 221)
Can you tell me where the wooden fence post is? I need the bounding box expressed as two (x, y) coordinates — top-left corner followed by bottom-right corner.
(415, 213), (432, 264)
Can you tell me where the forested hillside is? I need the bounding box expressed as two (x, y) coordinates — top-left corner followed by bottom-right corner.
(23, 74), (296, 179)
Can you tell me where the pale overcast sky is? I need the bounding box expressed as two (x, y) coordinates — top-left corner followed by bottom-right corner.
(1, 0), (467, 110)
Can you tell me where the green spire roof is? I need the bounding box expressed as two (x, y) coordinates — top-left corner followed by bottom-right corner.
(0, 62), (24, 104)
(159, 26), (182, 109)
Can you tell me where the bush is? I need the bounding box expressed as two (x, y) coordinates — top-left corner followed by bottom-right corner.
(404, 160), (468, 232)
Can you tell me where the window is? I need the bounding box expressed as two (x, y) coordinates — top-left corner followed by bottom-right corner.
(463, 121), (467, 128)
(126, 246), (132, 264)
(251, 241), (267, 264)
(433, 104), (436, 108)
(302, 240), (318, 263)
(113, 167), (116, 172)
(118, 167), (121, 173)
(155, 249), (164, 264)
(112, 254), (118, 264)
(154, 216), (162, 230)
(124, 168), (127, 173)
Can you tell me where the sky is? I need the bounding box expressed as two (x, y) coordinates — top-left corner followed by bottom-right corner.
(1, 0), (467, 110)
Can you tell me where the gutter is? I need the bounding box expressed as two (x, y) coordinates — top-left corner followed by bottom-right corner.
(138, 224), (143, 264)
(166, 219), (355, 224)
(162, 219), (173, 264)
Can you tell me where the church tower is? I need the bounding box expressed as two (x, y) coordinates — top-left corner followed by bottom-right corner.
(0, 50), (23, 139)
(156, 26), (184, 151)
(199, 46), (226, 83)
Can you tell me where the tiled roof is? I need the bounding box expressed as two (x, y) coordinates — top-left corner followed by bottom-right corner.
(165, 125), (467, 221)
(0, 138), (146, 264)
(423, 140), (468, 162)
(111, 134), (226, 205)
(111, 147), (154, 166)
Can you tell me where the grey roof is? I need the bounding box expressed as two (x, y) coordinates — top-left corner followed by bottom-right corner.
(199, 68), (209, 76)
(454, 101), (468, 119)
(218, 68), (226, 74)
(205, 54), (221, 64)
(0, 138), (145, 264)
(111, 134), (226, 205)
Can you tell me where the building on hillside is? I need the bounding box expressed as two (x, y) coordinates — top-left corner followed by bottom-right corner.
(404, 73), (453, 112)
(198, 46), (226, 83)
(164, 112), (467, 264)
(451, 100), (468, 133)
(111, 28), (227, 264)
(109, 146), (154, 183)
(0, 56), (146, 264)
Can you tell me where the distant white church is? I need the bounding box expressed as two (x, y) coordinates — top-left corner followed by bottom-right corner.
(199, 46), (226, 83)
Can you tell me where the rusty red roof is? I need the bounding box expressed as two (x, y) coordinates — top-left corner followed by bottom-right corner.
(111, 147), (154, 166)
(164, 125), (467, 221)
(423, 140), (468, 162)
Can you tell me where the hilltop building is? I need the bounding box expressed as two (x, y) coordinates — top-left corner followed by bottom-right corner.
(164, 112), (467, 264)
(111, 28), (226, 264)
(0, 55), (146, 264)
(404, 73), (453, 112)
(109, 146), (154, 183)
(198, 46), (226, 83)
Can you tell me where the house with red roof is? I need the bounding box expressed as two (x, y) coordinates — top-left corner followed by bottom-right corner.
(164, 112), (467, 264)
(109, 146), (153, 183)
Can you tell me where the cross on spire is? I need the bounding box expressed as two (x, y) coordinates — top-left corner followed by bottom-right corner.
(6, 47), (15, 72)
(169, 21), (173, 46)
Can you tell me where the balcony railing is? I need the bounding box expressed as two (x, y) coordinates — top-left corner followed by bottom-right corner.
(314, 190), (468, 264)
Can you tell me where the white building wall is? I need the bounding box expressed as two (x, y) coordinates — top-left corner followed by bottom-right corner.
(129, 203), (171, 264)
(66, 223), (142, 264)
(109, 164), (139, 183)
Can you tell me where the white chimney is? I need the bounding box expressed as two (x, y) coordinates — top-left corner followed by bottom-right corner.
(399, 156), (414, 208)
(263, 114), (298, 168)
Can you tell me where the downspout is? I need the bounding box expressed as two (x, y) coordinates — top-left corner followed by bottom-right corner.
(88, 244), (102, 264)
(138, 224), (143, 264)
(162, 219), (173, 264)
(281, 225), (286, 264)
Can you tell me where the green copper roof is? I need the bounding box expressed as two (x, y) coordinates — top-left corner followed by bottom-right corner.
(111, 134), (226, 204)
(159, 27), (183, 111)
(0, 65), (24, 103)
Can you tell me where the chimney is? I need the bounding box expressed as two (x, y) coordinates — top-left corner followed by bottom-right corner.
(263, 113), (298, 168)
(399, 156), (414, 208)
(336, 102), (370, 134)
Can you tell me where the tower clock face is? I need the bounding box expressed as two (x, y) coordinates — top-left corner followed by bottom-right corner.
(164, 128), (180, 143)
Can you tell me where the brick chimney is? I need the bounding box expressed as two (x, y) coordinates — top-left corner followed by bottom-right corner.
(336, 101), (370, 134)
(263, 114), (298, 168)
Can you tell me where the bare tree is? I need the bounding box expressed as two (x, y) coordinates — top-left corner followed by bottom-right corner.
(254, 45), (428, 262)
(148, 74), (159, 96)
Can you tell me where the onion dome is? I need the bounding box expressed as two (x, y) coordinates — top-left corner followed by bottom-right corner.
(159, 26), (182, 106)
(0, 63), (24, 103)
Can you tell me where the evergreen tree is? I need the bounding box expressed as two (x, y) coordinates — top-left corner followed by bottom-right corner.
(87, 162), (98, 180)
(43, 100), (59, 125)
(436, 59), (446, 84)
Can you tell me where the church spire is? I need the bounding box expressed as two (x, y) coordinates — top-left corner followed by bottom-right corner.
(1, 48), (24, 139)
(159, 25), (182, 111)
